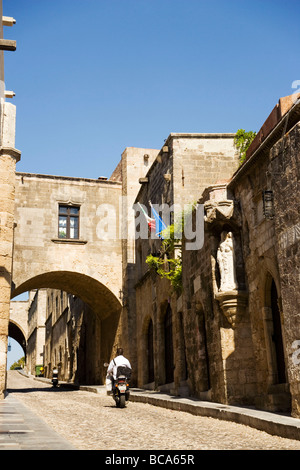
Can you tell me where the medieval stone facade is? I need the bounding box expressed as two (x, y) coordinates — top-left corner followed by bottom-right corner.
(3, 0), (300, 422)
(133, 133), (239, 395)
(133, 95), (300, 417)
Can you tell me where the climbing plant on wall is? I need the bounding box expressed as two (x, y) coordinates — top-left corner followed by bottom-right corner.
(145, 203), (196, 293)
(234, 129), (257, 164)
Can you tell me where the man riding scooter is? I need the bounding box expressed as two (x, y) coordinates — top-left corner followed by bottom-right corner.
(107, 348), (131, 407)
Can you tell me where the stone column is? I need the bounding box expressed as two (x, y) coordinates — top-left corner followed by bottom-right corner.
(0, 100), (21, 398)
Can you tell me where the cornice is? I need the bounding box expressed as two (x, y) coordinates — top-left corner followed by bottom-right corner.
(0, 146), (21, 162)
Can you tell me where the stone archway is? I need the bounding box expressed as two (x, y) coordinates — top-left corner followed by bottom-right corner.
(262, 272), (291, 412)
(11, 271), (122, 384)
(11, 270), (122, 321)
(8, 321), (26, 357)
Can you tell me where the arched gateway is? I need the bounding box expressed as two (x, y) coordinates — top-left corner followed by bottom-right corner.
(10, 172), (124, 384)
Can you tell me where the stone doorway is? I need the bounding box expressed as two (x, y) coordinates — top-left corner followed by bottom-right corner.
(164, 305), (174, 384)
(147, 319), (154, 384)
(270, 280), (286, 384)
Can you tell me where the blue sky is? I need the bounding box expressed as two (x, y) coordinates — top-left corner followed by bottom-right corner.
(7, 338), (24, 369)
(3, 0), (300, 180)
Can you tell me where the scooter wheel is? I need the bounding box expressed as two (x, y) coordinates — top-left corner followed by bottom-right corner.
(119, 395), (126, 408)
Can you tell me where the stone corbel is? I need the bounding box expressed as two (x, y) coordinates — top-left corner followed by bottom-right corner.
(204, 199), (234, 225)
(215, 290), (248, 328)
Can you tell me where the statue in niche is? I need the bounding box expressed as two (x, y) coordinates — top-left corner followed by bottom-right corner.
(217, 231), (238, 292)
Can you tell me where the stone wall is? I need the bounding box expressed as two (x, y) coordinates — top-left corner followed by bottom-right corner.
(134, 134), (240, 393)
(119, 147), (158, 384)
(182, 184), (256, 405)
(0, 100), (20, 398)
(12, 173), (123, 323)
(9, 299), (28, 343)
(224, 98), (300, 414)
(27, 290), (46, 376)
(171, 133), (239, 207)
(269, 121), (300, 417)
(44, 289), (103, 384)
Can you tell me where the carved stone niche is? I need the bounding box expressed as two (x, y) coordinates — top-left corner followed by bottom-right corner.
(202, 183), (248, 328)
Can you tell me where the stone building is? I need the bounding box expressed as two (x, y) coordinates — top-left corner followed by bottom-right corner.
(12, 172), (124, 386)
(0, 3), (20, 398)
(179, 95), (300, 416)
(133, 133), (239, 393)
(131, 95), (300, 419)
(43, 289), (95, 384)
(26, 290), (46, 376)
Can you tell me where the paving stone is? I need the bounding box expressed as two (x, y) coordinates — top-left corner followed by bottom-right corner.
(2, 371), (300, 451)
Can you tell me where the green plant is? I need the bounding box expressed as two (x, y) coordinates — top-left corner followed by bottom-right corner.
(145, 203), (196, 293)
(10, 356), (25, 370)
(146, 252), (182, 292)
(234, 129), (257, 164)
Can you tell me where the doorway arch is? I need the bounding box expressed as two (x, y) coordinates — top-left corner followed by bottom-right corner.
(270, 279), (286, 384)
(164, 304), (174, 385)
(11, 271), (122, 321)
(147, 318), (154, 384)
(8, 321), (26, 358)
(264, 274), (287, 385)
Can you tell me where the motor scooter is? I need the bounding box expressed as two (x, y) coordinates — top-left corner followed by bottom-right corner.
(104, 363), (131, 408)
(52, 368), (58, 387)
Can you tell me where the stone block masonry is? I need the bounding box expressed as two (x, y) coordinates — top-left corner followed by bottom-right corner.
(0, 149), (20, 396)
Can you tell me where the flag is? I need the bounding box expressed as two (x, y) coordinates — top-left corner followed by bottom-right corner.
(137, 203), (156, 232)
(137, 202), (167, 238)
(150, 202), (167, 238)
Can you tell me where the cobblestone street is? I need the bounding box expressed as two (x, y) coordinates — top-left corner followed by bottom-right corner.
(4, 371), (300, 451)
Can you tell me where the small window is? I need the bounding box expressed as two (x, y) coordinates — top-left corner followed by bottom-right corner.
(58, 205), (80, 239)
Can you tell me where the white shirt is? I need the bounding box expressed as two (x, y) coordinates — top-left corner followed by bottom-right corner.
(107, 355), (131, 379)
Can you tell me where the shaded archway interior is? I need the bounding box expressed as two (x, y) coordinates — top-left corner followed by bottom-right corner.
(11, 271), (122, 321)
(11, 271), (122, 385)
